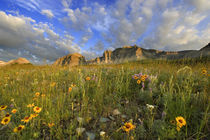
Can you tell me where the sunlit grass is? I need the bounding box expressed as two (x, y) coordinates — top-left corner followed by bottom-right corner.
(0, 60), (209, 139)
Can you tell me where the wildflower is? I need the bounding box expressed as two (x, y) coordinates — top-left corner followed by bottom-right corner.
(0, 105), (7, 111)
(137, 80), (141, 84)
(33, 106), (42, 113)
(41, 94), (46, 97)
(176, 116), (186, 128)
(50, 82), (56, 87)
(170, 120), (176, 125)
(21, 116), (32, 123)
(141, 76), (146, 82)
(30, 113), (39, 118)
(1, 117), (11, 125)
(11, 99), (14, 102)
(71, 84), (76, 87)
(86, 76), (91, 81)
(13, 125), (25, 133)
(100, 131), (106, 137)
(35, 92), (40, 97)
(11, 109), (17, 114)
(134, 75), (139, 79)
(122, 122), (136, 132)
(76, 127), (85, 136)
(5, 113), (11, 117)
(48, 123), (55, 128)
(202, 69), (207, 75)
(146, 104), (154, 110)
(68, 87), (72, 92)
(27, 103), (34, 108)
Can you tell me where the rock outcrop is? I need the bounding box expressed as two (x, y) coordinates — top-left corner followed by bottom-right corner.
(54, 43), (210, 66)
(53, 53), (86, 66)
(0, 58), (31, 66)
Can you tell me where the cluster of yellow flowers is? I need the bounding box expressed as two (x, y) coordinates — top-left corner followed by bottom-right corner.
(0, 99), (42, 133)
(68, 83), (76, 93)
(133, 73), (148, 85)
(175, 116), (186, 131)
(15, 105), (42, 132)
(33, 92), (46, 100)
(1, 105), (17, 126)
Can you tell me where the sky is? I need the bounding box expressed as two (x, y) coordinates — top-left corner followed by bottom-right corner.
(0, 0), (209, 64)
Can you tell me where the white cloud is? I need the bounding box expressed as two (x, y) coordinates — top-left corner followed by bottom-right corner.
(0, 11), (80, 63)
(41, 9), (54, 18)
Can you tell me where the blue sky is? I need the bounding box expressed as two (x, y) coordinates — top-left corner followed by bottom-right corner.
(0, 0), (209, 63)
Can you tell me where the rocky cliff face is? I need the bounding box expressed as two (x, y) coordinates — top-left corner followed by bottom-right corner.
(54, 43), (210, 66)
(53, 53), (86, 66)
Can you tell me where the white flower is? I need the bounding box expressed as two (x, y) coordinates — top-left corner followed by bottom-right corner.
(146, 104), (154, 110)
(76, 127), (85, 136)
(100, 131), (106, 137)
(77, 117), (84, 124)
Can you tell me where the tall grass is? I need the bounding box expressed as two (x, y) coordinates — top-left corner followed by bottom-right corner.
(0, 60), (209, 139)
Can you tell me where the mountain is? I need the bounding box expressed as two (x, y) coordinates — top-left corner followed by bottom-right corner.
(88, 43), (210, 64)
(54, 43), (210, 66)
(0, 60), (6, 66)
(53, 53), (86, 66)
(0, 58), (31, 66)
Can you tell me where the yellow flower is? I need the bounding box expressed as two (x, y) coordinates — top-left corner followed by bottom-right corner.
(35, 92), (40, 97)
(30, 113), (39, 118)
(134, 75), (139, 79)
(21, 116), (32, 123)
(71, 84), (76, 87)
(48, 122), (55, 128)
(13, 125), (25, 133)
(11, 109), (17, 114)
(1, 117), (11, 125)
(0, 105), (7, 111)
(5, 113), (11, 117)
(86, 76), (91, 81)
(50, 82), (56, 87)
(202, 69), (207, 75)
(137, 80), (141, 84)
(141, 76), (146, 82)
(11, 99), (14, 102)
(122, 122), (136, 132)
(27, 103), (34, 108)
(41, 94), (46, 97)
(68, 87), (72, 92)
(176, 116), (186, 128)
(33, 106), (42, 113)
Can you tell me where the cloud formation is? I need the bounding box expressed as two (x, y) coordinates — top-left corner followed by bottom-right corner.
(0, 11), (80, 63)
(41, 9), (54, 18)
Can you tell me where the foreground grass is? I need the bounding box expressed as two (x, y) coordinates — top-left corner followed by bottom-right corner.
(0, 61), (209, 139)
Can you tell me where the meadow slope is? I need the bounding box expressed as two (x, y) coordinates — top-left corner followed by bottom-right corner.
(0, 60), (209, 139)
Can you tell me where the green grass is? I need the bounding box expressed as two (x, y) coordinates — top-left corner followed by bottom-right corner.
(0, 60), (209, 140)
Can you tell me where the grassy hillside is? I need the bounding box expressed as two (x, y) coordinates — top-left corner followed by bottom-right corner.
(0, 60), (209, 139)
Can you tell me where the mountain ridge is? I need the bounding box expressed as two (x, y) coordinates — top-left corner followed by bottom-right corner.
(53, 43), (210, 66)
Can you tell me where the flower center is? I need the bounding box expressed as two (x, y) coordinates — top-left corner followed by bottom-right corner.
(4, 119), (8, 122)
(125, 124), (131, 129)
(18, 127), (22, 130)
(5, 114), (10, 117)
(36, 107), (39, 110)
(179, 119), (183, 123)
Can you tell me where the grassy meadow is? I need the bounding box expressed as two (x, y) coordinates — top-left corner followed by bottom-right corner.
(0, 59), (209, 140)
